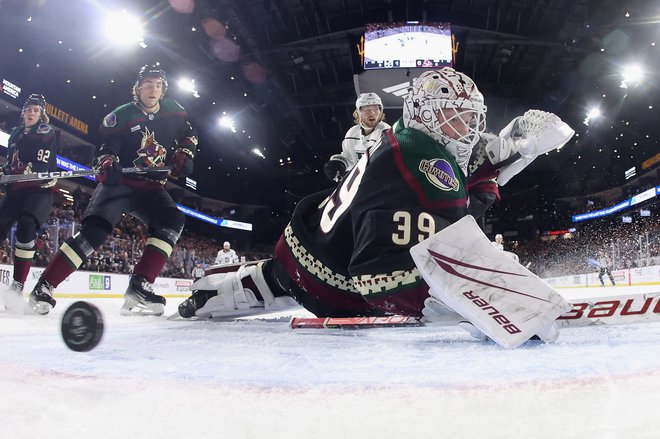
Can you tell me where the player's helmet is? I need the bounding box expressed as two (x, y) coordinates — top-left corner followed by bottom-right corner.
(22, 93), (48, 122)
(355, 93), (383, 110)
(403, 68), (487, 174)
(355, 93), (384, 128)
(135, 64), (168, 93)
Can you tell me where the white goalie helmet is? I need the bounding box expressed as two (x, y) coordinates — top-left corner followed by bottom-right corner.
(403, 68), (487, 174)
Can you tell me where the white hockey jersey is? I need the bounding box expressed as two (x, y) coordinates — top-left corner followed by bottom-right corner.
(329, 121), (391, 171)
(215, 249), (238, 266)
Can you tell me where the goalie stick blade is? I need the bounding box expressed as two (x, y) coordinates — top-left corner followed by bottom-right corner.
(290, 316), (423, 329)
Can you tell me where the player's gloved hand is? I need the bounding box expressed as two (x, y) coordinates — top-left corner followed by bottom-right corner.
(94, 154), (122, 185)
(4, 160), (30, 175)
(323, 159), (346, 182)
(169, 148), (194, 179)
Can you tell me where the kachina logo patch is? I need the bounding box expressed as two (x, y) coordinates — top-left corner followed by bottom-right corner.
(419, 159), (460, 191)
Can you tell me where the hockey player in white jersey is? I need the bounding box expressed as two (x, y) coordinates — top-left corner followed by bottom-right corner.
(214, 241), (239, 266)
(323, 92), (391, 182)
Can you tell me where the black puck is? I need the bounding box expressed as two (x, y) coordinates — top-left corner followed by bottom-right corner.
(61, 301), (104, 352)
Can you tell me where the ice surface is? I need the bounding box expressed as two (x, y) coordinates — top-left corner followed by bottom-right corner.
(1, 285), (659, 439)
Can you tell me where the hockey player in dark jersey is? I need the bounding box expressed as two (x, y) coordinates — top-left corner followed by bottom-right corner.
(0, 94), (57, 312)
(27, 64), (198, 316)
(178, 68), (573, 329)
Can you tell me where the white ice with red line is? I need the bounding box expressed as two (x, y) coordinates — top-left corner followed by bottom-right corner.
(0, 285), (658, 439)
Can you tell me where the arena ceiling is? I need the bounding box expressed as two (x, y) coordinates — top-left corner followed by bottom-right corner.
(0, 0), (657, 227)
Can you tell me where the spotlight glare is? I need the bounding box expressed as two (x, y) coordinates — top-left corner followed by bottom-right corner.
(103, 10), (144, 46)
(586, 108), (601, 119)
(620, 63), (644, 88)
(219, 115), (235, 130)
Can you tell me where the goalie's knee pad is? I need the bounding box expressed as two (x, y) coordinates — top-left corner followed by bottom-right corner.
(195, 262), (297, 319)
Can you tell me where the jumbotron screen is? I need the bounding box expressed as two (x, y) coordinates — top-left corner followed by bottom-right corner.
(363, 22), (452, 70)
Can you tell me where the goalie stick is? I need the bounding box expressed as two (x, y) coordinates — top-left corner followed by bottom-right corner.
(290, 315), (423, 329)
(289, 291), (660, 329)
(0, 166), (171, 184)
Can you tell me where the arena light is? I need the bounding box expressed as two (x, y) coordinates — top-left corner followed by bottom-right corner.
(620, 63), (643, 88)
(583, 107), (601, 126)
(586, 108), (601, 119)
(178, 77), (200, 98)
(252, 148), (265, 159)
(218, 115), (236, 132)
(103, 10), (144, 46)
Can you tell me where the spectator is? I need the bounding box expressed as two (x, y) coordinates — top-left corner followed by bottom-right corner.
(215, 241), (239, 266)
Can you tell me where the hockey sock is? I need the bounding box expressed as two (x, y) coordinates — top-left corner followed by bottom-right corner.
(41, 232), (98, 287)
(13, 240), (36, 284)
(133, 237), (172, 283)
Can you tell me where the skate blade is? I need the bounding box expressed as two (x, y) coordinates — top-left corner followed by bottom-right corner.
(120, 300), (164, 317)
(28, 298), (53, 316)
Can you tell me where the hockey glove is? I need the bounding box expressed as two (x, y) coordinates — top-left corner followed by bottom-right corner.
(94, 154), (122, 185)
(169, 148), (194, 179)
(323, 159), (347, 182)
(485, 110), (574, 186)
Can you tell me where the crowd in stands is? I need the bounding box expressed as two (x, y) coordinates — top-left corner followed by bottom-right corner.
(1, 191), (658, 281)
(503, 214), (660, 278)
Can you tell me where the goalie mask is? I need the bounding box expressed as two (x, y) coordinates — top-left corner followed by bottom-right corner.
(403, 68), (487, 174)
(355, 92), (384, 130)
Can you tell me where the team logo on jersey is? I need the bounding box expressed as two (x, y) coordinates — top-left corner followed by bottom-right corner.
(36, 123), (52, 134)
(134, 127), (167, 167)
(419, 158), (460, 191)
(102, 112), (117, 128)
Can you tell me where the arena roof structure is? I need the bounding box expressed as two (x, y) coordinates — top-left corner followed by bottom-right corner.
(0, 0), (657, 224)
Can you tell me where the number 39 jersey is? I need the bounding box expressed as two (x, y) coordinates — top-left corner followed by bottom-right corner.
(271, 118), (484, 317)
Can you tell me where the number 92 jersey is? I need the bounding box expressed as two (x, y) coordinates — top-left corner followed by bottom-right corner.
(271, 119), (476, 317)
(5, 122), (58, 190)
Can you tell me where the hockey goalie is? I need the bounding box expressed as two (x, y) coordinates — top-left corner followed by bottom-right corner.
(178, 68), (576, 349)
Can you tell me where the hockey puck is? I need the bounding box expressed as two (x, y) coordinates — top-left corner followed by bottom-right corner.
(61, 301), (104, 352)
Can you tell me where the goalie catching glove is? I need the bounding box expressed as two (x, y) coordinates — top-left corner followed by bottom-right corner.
(169, 147), (194, 179)
(484, 110), (575, 186)
(94, 154), (122, 185)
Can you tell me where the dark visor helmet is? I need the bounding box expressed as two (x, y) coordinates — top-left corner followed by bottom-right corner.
(23, 93), (47, 112)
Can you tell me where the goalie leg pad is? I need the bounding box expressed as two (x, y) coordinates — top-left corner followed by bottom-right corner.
(195, 262), (299, 319)
(410, 215), (572, 349)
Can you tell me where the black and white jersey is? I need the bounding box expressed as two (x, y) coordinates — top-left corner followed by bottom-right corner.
(268, 119), (499, 317)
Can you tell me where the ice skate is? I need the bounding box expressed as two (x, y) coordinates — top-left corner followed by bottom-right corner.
(3, 280), (26, 314)
(121, 275), (166, 316)
(28, 280), (56, 315)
